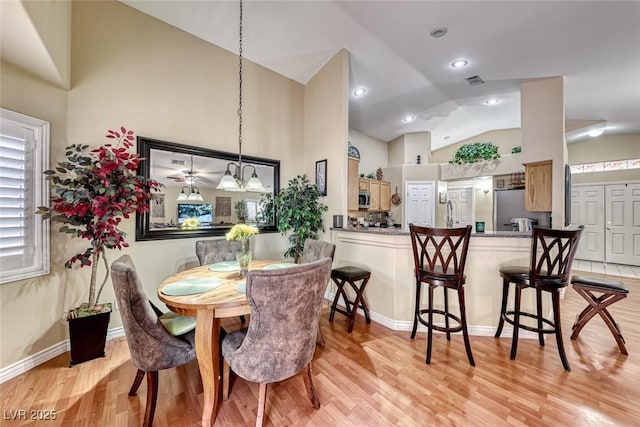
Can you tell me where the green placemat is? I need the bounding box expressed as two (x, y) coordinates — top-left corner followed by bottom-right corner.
(208, 261), (240, 272)
(159, 312), (196, 336)
(161, 277), (223, 296)
(263, 262), (297, 270)
(235, 280), (246, 294)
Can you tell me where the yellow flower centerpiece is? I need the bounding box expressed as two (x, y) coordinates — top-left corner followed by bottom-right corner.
(226, 224), (258, 277)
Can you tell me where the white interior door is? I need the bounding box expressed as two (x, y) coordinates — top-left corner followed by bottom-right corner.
(571, 185), (605, 261)
(405, 181), (434, 229)
(606, 183), (640, 266)
(447, 186), (474, 227)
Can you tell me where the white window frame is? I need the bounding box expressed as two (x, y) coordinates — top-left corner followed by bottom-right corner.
(0, 108), (50, 284)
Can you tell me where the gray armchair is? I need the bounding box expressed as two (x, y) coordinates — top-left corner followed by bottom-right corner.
(300, 238), (336, 346)
(196, 239), (244, 265)
(111, 255), (196, 427)
(221, 257), (333, 427)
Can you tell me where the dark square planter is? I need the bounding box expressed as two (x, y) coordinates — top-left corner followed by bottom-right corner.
(68, 310), (111, 366)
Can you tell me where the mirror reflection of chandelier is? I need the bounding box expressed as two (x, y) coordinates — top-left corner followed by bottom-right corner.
(177, 185), (203, 201)
(216, 0), (266, 193)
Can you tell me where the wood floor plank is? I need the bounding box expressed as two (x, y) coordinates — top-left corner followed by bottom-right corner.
(1, 271), (639, 426)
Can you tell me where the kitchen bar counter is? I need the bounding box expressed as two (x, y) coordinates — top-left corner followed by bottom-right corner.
(329, 228), (542, 337)
(331, 227), (532, 238)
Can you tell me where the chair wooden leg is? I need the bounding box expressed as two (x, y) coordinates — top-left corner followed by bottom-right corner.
(256, 383), (267, 427)
(552, 292), (571, 371)
(510, 285), (522, 360)
(223, 360), (231, 401)
(444, 287), (451, 341)
(536, 289), (545, 346)
(458, 287), (475, 366)
(128, 369), (145, 395)
(316, 326), (326, 347)
(495, 279), (510, 338)
(144, 371), (158, 427)
(411, 279), (421, 340)
(426, 285), (435, 364)
(302, 363), (321, 409)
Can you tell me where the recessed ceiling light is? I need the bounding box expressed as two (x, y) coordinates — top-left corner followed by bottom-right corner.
(588, 129), (604, 137)
(352, 87), (367, 97)
(430, 27), (448, 38)
(451, 59), (468, 69)
(484, 98), (501, 106)
(402, 115), (416, 123)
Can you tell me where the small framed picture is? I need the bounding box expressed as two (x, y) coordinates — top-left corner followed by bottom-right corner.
(439, 192), (447, 204)
(496, 179), (505, 189)
(316, 159), (327, 196)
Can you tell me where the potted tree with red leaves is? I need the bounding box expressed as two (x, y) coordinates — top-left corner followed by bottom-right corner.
(37, 126), (161, 365)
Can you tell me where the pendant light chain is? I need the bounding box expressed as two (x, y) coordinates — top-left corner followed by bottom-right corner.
(237, 0), (243, 173)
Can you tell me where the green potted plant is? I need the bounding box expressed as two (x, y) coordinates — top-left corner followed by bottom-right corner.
(37, 126), (161, 365)
(450, 141), (501, 165)
(234, 199), (248, 223)
(262, 174), (328, 262)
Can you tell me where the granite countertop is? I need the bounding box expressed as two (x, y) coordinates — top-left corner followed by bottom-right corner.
(331, 227), (532, 238)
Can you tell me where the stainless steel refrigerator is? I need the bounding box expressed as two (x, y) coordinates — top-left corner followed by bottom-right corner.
(494, 189), (551, 231)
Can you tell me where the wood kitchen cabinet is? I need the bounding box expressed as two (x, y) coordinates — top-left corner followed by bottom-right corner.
(525, 161), (552, 211)
(369, 180), (380, 210)
(379, 181), (391, 211)
(348, 157), (359, 211)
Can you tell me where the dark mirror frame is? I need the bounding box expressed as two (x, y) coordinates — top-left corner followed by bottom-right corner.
(135, 136), (280, 241)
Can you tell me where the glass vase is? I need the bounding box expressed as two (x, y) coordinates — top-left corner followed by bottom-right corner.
(237, 250), (252, 278)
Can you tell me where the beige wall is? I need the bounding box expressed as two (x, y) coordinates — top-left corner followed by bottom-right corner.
(304, 49), (350, 240)
(348, 129), (387, 178)
(568, 134), (640, 184)
(0, 0), (308, 369)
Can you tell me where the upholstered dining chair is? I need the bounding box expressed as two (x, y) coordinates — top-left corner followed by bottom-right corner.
(196, 239), (247, 323)
(221, 257), (333, 427)
(196, 239), (244, 265)
(300, 238), (336, 347)
(111, 255), (197, 427)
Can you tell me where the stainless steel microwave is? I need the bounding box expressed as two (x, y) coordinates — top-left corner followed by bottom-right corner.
(358, 190), (370, 209)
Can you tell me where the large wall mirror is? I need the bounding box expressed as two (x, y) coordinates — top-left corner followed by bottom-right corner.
(136, 136), (279, 241)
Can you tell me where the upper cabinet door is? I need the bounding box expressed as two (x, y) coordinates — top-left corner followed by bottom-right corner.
(525, 161), (552, 211)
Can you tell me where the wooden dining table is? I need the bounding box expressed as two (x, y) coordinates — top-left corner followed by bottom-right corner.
(158, 259), (283, 427)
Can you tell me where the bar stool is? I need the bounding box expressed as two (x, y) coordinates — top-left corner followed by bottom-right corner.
(570, 275), (629, 355)
(329, 266), (371, 333)
(409, 224), (474, 366)
(495, 226), (584, 371)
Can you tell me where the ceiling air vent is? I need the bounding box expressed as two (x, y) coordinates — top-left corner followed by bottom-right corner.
(466, 75), (485, 86)
(171, 159), (187, 166)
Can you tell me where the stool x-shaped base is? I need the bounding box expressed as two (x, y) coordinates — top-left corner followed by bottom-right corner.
(571, 276), (629, 355)
(330, 267), (371, 333)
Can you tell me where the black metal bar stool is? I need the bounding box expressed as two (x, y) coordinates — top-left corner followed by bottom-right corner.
(409, 224), (474, 366)
(329, 266), (371, 333)
(495, 226), (584, 371)
(570, 275), (629, 355)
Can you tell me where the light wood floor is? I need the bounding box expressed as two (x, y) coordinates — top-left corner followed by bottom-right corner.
(2, 270), (638, 426)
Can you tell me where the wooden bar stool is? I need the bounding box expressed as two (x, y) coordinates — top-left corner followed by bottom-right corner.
(329, 266), (371, 333)
(409, 224), (474, 366)
(570, 275), (629, 355)
(495, 226), (583, 371)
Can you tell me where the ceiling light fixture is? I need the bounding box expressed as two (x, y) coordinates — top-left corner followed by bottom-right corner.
(352, 87), (367, 97)
(451, 59), (468, 69)
(177, 185), (204, 202)
(588, 129), (604, 137)
(402, 115), (416, 123)
(484, 98), (501, 106)
(216, 0), (266, 193)
(430, 27), (448, 38)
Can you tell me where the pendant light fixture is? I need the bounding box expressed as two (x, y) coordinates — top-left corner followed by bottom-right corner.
(176, 155), (204, 201)
(217, 0), (266, 193)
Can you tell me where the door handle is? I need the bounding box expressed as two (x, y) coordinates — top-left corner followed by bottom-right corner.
(606, 226), (613, 231)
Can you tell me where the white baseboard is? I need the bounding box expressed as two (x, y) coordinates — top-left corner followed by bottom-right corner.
(0, 327), (124, 385)
(324, 292), (537, 339)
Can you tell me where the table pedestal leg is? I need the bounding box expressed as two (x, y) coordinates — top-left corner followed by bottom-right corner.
(196, 309), (221, 427)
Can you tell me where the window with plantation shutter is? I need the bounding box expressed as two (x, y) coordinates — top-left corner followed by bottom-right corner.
(0, 108), (49, 284)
